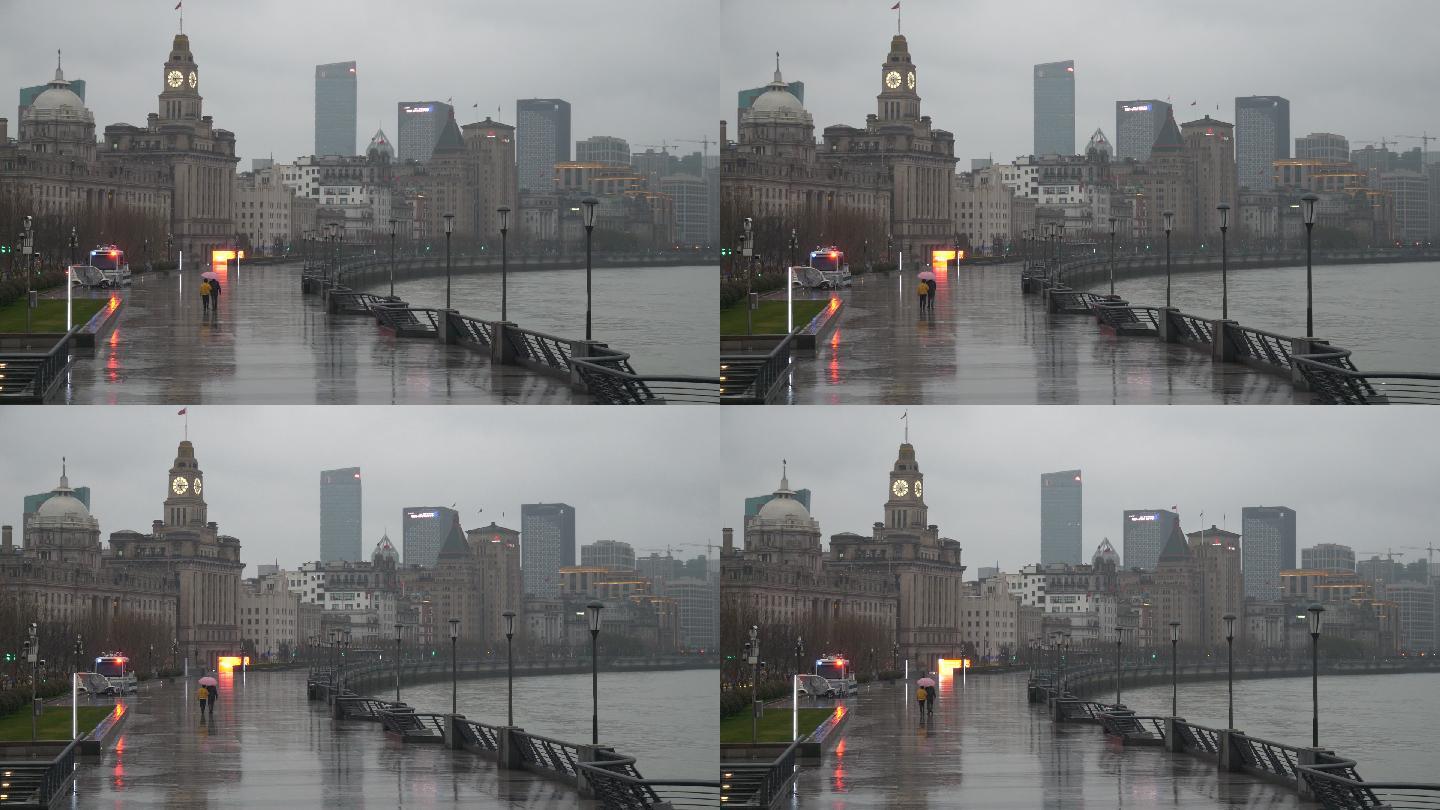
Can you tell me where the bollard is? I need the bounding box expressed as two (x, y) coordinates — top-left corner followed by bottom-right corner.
(443, 713), (466, 750)
(490, 322), (518, 367)
(1211, 320), (1239, 363)
(1163, 717), (1184, 753)
(436, 308), (457, 345)
(1156, 307), (1181, 343)
(498, 726), (525, 769)
(1218, 729), (1244, 772)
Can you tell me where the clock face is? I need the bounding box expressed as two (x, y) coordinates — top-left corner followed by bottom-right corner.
(914, 480), (923, 498)
(885, 70), (902, 90)
(892, 479), (909, 497)
(187, 71), (197, 89)
(171, 475), (189, 495)
(167, 70), (184, 88)
(193, 477), (203, 495)
(906, 71), (916, 90)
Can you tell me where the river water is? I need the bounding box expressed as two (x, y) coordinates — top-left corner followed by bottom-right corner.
(1091, 261), (1440, 371)
(391, 668), (716, 780)
(1121, 671), (1440, 781)
(386, 265), (716, 376)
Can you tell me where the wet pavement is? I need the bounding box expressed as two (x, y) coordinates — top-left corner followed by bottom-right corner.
(67, 669), (587, 808)
(783, 671), (1306, 808)
(785, 265), (1301, 404)
(57, 264), (578, 404)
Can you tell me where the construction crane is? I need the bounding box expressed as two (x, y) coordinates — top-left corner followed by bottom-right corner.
(633, 142), (672, 153)
(1394, 133), (1435, 164)
(676, 136), (714, 157)
(1401, 544), (1437, 580)
(1351, 138), (1394, 151)
(1356, 548), (1405, 564)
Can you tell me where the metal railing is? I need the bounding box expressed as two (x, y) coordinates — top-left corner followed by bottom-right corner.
(1228, 324), (1296, 373)
(720, 739), (799, 808)
(1300, 757), (1440, 809)
(372, 304), (440, 338)
(377, 708), (445, 741)
(1166, 309), (1213, 346)
(1099, 712), (1167, 742)
(571, 354), (720, 405)
(1294, 349), (1440, 404)
(504, 325), (575, 374)
(1095, 302), (1160, 334)
(0, 330), (75, 403)
(720, 332), (795, 404)
(454, 718), (504, 756)
(0, 738), (80, 808)
(445, 311), (494, 349)
(512, 730), (584, 781)
(1173, 720), (1223, 758)
(578, 754), (720, 810)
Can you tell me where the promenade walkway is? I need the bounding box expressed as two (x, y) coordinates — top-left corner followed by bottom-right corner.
(785, 265), (1300, 404)
(69, 670), (586, 808)
(56, 263), (575, 404)
(784, 671), (1302, 808)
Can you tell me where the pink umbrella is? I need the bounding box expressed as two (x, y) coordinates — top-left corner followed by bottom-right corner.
(198, 676), (218, 687)
(917, 270), (936, 281)
(200, 272), (220, 281)
(916, 676), (937, 688)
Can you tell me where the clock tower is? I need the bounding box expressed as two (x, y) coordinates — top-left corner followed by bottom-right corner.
(884, 442), (927, 530)
(158, 33), (202, 121)
(877, 34), (920, 122)
(163, 440), (207, 529)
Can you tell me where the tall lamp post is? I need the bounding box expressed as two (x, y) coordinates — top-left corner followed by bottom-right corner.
(581, 198), (598, 341)
(1217, 204), (1231, 319)
(388, 218), (398, 298)
(1301, 193), (1319, 337)
(1308, 604), (1325, 747)
(794, 636), (803, 681)
(448, 618), (459, 715)
(393, 622), (403, 704)
(1056, 222), (1066, 284)
(442, 214), (455, 310)
(1107, 216), (1118, 296)
(586, 601), (604, 745)
(742, 218), (754, 335)
(1169, 621), (1181, 716)
(502, 611), (516, 727)
(1114, 626), (1125, 707)
(1223, 613), (1236, 729)
(497, 206), (511, 322)
(1162, 211), (1175, 307)
(788, 228), (798, 272)
(748, 625), (760, 744)
(26, 622), (38, 742)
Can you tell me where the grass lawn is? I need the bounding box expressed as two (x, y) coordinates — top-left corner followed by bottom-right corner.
(720, 299), (828, 336)
(0, 705), (113, 742)
(0, 298), (108, 333)
(720, 707), (836, 744)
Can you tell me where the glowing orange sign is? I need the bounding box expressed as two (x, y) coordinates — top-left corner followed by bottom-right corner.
(217, 656), (243, 671)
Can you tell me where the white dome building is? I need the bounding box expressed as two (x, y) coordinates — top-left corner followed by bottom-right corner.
(738, 57), (817, 164)
(744, 464), (824, 574)
(21, 54), (97, 160)
(26, 461), (102, 569)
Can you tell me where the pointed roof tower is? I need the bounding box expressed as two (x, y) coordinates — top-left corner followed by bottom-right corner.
(436, 515), (470, 559)
(1157, 521), (1191, 564)
(432, 111), (465, 155)
(1151, 107), (1184, 153)
(366, 127), (394, 162)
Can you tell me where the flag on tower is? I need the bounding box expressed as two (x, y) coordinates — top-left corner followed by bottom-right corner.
(177, 407), (187, 415)
(175, 1), (182, 9)
(891, 1), (900, 8)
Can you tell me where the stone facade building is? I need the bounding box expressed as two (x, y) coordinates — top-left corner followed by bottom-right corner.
(468, 522), (523, 649)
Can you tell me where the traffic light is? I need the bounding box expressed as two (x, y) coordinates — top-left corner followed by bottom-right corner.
(720, 247), (731, 257)
(3, 652), (13, 662)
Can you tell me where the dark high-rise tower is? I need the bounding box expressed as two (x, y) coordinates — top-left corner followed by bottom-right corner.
(1040, 470), (1082, 564)
(516, 98), (571, 193)
(1121, 509), (1181, 571)
(1115, 100), (1171, 161)
(315, 61), (357, 156)
(520, 502), (575, 597)
(1033, 60), (1075, 156)
(1241, 506), (1296, 601)
(401, 505), (460, 568)
(396, 101), (453, 162)
(1234, 96), (1289, 191)
(320, 467), (361, 562)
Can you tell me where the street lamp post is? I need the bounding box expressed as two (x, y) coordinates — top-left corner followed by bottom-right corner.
(794, 636), (803, 681)
(788, 228), (798, 272)
(748, 625), (760, 744)
(442, 214), (455, 310)
(497, 206), (511, 322)
(1223, 613), (1236, 729)
(586, 601), (604, 745)
(1308, 604), (1325, 747)
(1169, 621), (1181, 716)
(1056, 222), (1066, 284)
(1163, 211), (1175, 307)
(1108, 216), (1118, 296)
(448, 618), (459, 715)
(388, 219), (398, 298)
(1217, 204), (1231, 319)
(1302, 194), (1319, 337)
(27, 622), (37, 742)
(1114, 626), (1125, 707)
(502, 610), (516, 727)
(394, 622), (403, 705)
(581, 198), (599, 341)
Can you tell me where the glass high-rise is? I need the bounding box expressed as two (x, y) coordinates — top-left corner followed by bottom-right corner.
(319, 467), (361, 562)
(314, 61), (357, 156)
(1115, 100), (1171, 161)
(1121, 509), (1180, 571)
(396, 101), (453, 162)
(1234, 96), (1289, 190)
(516, 98), (571, 193)
(1241, 506), (1296, 601)
(402, 505), (461, 567)
(1033, 60), (1075, 156)
(1040, 470), (1082, 564)
(521, 502), (575, 597)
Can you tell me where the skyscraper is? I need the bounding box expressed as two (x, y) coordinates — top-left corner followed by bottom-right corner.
(1033, 60), (1075, 156)
(575, 135), (631, 167)
(396, 101), (453, 162)
(1234, 96), (1289, 191)
(1040, 470), (1082, 565)
(314, 61), (357, 156)
(401, 505), (461, 568)
(319, 467), (361, 562)
(520, 502), (575, 597)
(1115, 100), (1171, 161)
(581, 539), (636, 571)
(516, 98), (571, 193)
(1241, 506), (1296, 600)
(1302, 543), (1355, 574)
(1121, 509), (1180, 571)
(1296, 132), (1350, 163)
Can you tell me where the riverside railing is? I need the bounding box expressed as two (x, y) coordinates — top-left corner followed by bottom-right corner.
(0, 329), (77, 403)
(720, 332), (797, 404)
(578, 754), (721, 810)
(1300, 756), (1440, 810)
(720, 739), (800, 808)
(0, 738), (80, 808)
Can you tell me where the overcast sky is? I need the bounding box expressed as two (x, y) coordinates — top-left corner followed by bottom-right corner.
(720, 407), (1438, 574)
(720, 0), (1438, 164)
(0, 0), (718, 167)
(1, 407), (721, 577)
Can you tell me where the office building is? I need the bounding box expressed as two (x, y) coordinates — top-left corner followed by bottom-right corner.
(401, 506), (460, 568)
(319, 468), (362, 563)
(581, 539), (636, 571)
(468, 523), (523, 648)
(1302, 543), (1356, 574)
(521, 503), (576, 597)
(1040, 470), (1082, 565)
(1296, 132), (1350, 164)
(1181, 115), (1237, 237)
(1241, 506), (1296, 601)
(1381, 171), (1431, 242)
(1115, 100), (1171, 161)
(1122, 509), (1180, 571)
(576, 135), (630, 167)
(516, 98), (571, 192)
(1033, 60), (1075, 156)
(1187, 526), (1244, 651)
(1234, 96), (1289, 191)
(396, 101), (453, 162)
(314, 61), (357, 156)
(661, 173), (710, 246)
(1387, 582), (1435, 653)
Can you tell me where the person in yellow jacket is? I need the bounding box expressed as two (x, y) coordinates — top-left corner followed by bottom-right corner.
(199, 279), (212, 313)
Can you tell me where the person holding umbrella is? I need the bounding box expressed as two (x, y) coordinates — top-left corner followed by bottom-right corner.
(199, 674), (219, 718)
(917, 673), (938, 717)
(918, 270), (937, 311)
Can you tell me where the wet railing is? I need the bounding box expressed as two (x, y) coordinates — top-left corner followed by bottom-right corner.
(1294, 348), (1440, 404)
(512, 730), (585, 781)
(1228, 323), (1296, 373)
(720, 739), (799, 808)
(720, 332), (796, 405)
(1300, 757), (1440, 810)
(571, 354), (720, 405)
(1229, 731), (1312, 787)
(0, 738), (80, 808)
(578, 754), (720, 810)
(0, 330), (76, 403)
(454, 718), (503, 755)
